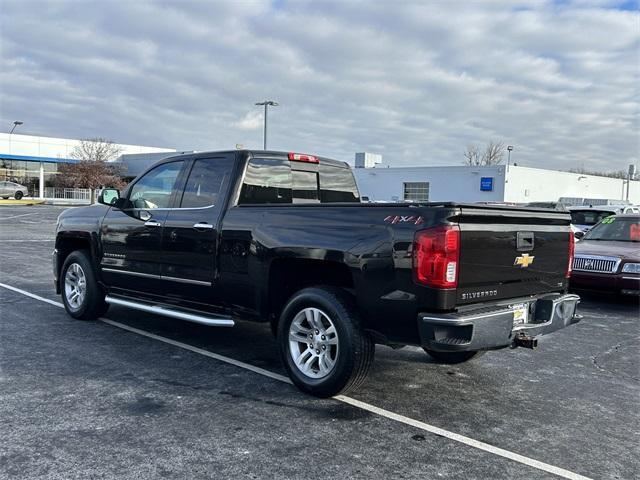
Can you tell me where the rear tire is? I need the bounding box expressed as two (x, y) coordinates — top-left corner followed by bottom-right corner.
(14, 191), (23, 200)
(277, 286), (374, 398)
(61, 250), (108, 320)
(423, 349), (484, 364)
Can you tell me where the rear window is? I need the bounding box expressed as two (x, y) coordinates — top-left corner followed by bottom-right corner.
(319, 165), (359, 203)
(239, 157), (359, 204)
(239, 158), (292, 204)
(570, 210), (615, 226)
(292, 170), (319, 204)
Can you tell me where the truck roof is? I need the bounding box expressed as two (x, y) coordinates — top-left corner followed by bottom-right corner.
(158, 150), (350, 169)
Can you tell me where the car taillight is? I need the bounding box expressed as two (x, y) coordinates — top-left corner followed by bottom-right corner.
(566, 231), (575, 278)
(288, 152), (319, 164)
(413, 225), (460, 288)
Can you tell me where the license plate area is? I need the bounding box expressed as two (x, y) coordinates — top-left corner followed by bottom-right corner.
(510, 303), (529, 326)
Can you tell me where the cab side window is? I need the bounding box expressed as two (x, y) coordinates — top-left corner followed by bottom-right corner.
(180, 157), (235, 208)
(128, 161), (183, 209)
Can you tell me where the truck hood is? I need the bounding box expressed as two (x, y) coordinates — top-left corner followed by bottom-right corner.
(575, 240), (640, 260)
(58, 203), (110, 220)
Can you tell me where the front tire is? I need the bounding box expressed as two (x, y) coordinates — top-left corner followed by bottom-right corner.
(14, 191), (23, 200)
(61, 250), (108, 320)
(277, 287), (374, 398)
(423, 348), (484, 364)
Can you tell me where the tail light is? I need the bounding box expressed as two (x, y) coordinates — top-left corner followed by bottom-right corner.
(413, 225), (460, 288)
(566, 231), (575, 278)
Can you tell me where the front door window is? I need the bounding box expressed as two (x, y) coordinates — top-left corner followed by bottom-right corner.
(128, 161), (183, 209)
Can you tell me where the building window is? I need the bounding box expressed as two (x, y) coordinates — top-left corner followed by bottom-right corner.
(403, 182), (429, 202)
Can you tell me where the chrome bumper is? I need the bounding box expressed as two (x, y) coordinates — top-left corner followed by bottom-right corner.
(417, 293), (581, 352)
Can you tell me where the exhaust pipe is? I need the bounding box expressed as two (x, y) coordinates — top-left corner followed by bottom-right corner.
(513, 334), (538, 349)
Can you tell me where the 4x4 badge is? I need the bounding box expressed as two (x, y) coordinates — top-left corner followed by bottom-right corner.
(514, 253), (535, 268)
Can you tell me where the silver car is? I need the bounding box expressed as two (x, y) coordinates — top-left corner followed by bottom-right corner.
(0, 181), (29, 200)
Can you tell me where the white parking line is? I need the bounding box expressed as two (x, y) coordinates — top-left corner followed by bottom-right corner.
(0, 212), (39, 220)
(0, 281), (593, 480)
(0, 239), (54, 242)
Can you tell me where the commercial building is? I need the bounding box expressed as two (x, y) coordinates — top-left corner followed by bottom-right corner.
(0, 133), (175, 199)
(353, 160), (639, 205)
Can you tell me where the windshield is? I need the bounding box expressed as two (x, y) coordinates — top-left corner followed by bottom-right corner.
(583, 217), (640, 242)
(570, 210), (616, 226)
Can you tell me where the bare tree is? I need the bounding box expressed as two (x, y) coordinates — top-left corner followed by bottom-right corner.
(70, 137), (122, 163)
(483, 140), (505, 165)
(463, 140), (505, 166)
(56, 138), (125, 202)
(568, 167), (628, 179)
(463, 145), (482, 166)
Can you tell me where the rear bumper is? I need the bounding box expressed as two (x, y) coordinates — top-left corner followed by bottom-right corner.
(417, 293), (581, 352)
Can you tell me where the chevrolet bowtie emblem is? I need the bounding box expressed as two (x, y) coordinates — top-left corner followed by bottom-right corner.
(514, 253), (535, 268)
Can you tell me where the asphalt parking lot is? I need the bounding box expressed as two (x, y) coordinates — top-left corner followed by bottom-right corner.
(1, 204), (638, 480)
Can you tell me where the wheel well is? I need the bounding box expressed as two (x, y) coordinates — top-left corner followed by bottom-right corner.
(268, 258), (354, 327)
(56, 237), (91, 277)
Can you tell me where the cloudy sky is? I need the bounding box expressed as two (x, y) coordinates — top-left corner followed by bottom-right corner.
(1, 0), (638, 170)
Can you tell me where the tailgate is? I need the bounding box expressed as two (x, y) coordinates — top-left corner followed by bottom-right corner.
(455, 206), (571, 304)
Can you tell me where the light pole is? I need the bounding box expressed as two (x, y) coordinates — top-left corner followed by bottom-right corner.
(8, 121), (24, 155)
(507, 145), (514, 171)
(255, 101), (278, 150)
(9, 120), (23, 134)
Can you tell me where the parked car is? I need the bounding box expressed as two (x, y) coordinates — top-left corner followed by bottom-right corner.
(0, 181), (28, 200)
(569, 207), (619, 235)
(53, 150), (581, 397)
(570, 214), (640, 296)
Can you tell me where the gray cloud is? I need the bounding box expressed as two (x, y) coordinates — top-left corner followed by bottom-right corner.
(1, 0), (638, 171)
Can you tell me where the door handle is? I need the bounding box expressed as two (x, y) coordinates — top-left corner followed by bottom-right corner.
(144, 220), (162, 227)
(193, 222), (214, 230)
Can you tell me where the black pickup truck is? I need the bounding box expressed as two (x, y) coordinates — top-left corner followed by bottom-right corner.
(54, 150), (581, 397)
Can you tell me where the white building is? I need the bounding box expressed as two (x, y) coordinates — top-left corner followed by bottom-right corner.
(0, 133), (175, 199)
(354, 164), (640, 205)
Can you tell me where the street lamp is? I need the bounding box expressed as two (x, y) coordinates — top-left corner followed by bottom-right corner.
(255, 101), (278, 150)
(507, 145), (514, 169)
(9, 120), (23, 134)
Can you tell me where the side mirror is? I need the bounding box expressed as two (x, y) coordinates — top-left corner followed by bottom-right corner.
(98, 188), (120, 206)
(574, 231), (585, 240)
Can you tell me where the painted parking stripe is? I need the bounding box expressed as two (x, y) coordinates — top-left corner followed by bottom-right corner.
(0, 282), (593, 480)
(0, 212), (39, 220)
(0, 239), (55, 242)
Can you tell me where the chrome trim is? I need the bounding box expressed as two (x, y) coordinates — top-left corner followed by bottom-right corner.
(105, 296), (234, 327)
(622, 276), (640, 281)
(144, 220), (162, 227)
(572, 254), (621, 274)
(161, 275), (211, 286)
(120, 205), (216, 212)
(193, 222), (214, 230)
(101, 268), (211, 286)
(421, 309), (512, 323)
(512, 294), (580, 332)
(101, 268), (161, 279)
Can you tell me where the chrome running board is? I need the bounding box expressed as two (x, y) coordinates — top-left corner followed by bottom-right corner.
(105, 295), (235, 327)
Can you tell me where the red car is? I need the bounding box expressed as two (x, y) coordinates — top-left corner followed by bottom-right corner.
(571, 214), (640, 295)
